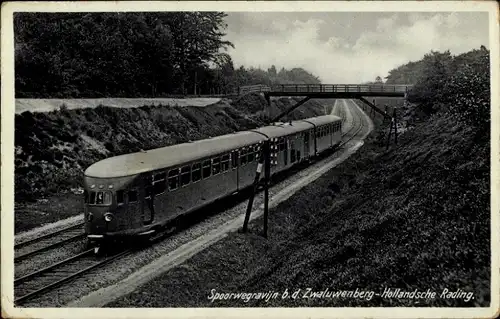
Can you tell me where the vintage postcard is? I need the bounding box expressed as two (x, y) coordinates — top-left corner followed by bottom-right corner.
(1, 1), (499, 318)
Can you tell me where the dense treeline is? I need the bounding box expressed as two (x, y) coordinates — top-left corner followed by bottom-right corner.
(385, 46), (490, 130)
(14, 12), (320, 98)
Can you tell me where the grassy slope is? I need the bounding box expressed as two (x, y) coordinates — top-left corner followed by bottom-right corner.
(14, 94), (327, 233)
(109, 110), (490, 307)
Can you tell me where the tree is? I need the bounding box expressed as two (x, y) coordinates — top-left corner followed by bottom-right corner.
(162, 12), (234, 94)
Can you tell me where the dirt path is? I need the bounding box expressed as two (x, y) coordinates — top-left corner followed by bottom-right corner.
(67, 99), (373, 307)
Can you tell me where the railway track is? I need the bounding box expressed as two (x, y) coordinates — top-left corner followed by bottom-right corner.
(338, 99), (365, 146)
(15, 222), (85, 262)
(14, 247), (131, 305)
(13, 99), (368, 306)
(14, 226), (178, 306)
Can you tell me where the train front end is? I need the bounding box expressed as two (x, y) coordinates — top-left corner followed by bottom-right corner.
(83, 174), (136, 246)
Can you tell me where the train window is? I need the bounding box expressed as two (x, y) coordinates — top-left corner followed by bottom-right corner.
(104, 191), (111, 204)
(241, 149), (248, 166)
(128, 190), (138, 203)
(154, 172), (166, 181)
(212, 157), (221, 175)
(154, 181), (166, 195)
(96, 192), (104, 204)
(90, 191), (96, 204)
(145, 186), (153, 199)
(168, 169), (179, 190)
(248, 149), (255, 162)
(231, 151), (239, 169)
(221, 154), (230, 172)
(278, 139), (285, 151)
(116, 190), (124, 205)
(202, 160), (211, 178)
(181, 166), (191, 186)
(87, 191), (111, 205)
(291, 149), (296, 163)
(192, 163), (201, 182)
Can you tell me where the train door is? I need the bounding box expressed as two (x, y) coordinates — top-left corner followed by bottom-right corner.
(290, 137), (297, 164)
(142, 175), (155, 225)
(231, 150), (240, 189)
(329, 125), (333, 147)
(303, 132), (310, 158)
(283, 138), (288, 166)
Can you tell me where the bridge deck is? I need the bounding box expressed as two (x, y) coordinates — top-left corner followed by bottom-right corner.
(266, 84), (410, 97)
(240, 84), (412, 98)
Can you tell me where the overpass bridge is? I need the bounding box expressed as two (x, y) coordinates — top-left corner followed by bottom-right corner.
(238, 84), (412, 122)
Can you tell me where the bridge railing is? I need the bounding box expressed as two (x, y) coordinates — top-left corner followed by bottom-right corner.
(268, 84), (412, 93)
(238, 84), (413, 95)
(238, 84), (271, 95)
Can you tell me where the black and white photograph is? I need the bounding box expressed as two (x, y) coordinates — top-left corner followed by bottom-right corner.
(1, 1), (499, 318)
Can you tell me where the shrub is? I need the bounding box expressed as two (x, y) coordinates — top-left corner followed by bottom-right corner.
(444, 60), (490, 130)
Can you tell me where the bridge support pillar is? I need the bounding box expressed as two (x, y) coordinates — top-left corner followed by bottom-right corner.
(270, 96), (311, 124)
(357, 97), (391, 120)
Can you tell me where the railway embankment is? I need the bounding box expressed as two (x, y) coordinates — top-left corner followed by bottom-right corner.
(14, 93), (327, 233)
(109, 106), (490, 307)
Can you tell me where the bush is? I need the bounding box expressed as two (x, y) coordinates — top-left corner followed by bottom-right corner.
(400, 47), (489, 132)
(444, 61), (490, 130)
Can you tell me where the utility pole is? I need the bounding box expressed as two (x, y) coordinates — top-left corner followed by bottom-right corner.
(393, 107), (398, 145)
(242, 141), (270, 237)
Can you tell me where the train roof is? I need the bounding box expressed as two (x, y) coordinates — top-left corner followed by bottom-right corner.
(84, 131), (266, 178)
(251, 121), (313, 139)
(85, 115), (343, 179)
(300, 115), (342, 126)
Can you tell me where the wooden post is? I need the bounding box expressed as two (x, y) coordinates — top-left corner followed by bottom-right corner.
(263, 141), (271, 238)
(242, 141), (268, 233)
(393, 108), (398, 145)
(386, 118), (393, 150)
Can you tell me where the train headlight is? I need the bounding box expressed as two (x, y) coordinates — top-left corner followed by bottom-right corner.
(87, 213), (93, 222)
(104, 213), (113, 222)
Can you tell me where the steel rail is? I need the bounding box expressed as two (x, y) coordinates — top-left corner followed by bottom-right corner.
(14, 248), (131, 305)
(15, 222), (85, 249)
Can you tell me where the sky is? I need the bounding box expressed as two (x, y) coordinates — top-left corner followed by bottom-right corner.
(223, 12), (490, 83)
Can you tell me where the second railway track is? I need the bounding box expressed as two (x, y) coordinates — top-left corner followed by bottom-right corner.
(15, 247), (131, 305)
(15, 222), (86, 262)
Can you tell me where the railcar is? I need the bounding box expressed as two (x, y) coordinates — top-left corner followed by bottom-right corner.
(83, 115), (342, 245)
